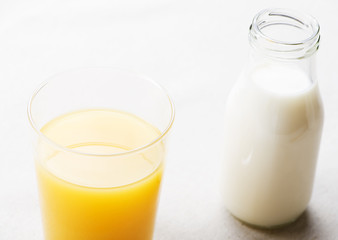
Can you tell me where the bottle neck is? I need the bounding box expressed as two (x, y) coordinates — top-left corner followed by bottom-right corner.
(247, 48), (317, 78)
(244, 8), (320, 90)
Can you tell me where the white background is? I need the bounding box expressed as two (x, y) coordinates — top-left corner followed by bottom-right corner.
(1, 0), (338, 239)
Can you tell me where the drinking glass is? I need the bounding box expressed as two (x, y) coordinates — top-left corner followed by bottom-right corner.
(28, 68), (175, 240)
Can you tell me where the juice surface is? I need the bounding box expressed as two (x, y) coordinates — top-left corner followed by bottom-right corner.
(36, 109), (164, 240)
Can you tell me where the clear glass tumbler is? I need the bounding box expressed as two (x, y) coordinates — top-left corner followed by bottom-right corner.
(28, 68), (175, 240)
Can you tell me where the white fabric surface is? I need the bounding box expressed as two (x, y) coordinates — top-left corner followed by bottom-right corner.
(1, 0), (338, 239)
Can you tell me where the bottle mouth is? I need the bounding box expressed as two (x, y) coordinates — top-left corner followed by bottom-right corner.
(249, 8), (320, 59)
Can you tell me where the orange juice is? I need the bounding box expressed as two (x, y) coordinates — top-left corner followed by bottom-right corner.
(35, 109), (165, 240)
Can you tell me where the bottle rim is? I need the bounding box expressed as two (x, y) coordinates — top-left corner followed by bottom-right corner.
(249, 8), (320, 59)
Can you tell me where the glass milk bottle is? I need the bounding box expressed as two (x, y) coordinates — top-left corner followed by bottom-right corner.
(223, 8), (323, 228)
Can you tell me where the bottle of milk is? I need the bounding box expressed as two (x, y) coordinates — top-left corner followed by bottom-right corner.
(223, 8), (323, 228)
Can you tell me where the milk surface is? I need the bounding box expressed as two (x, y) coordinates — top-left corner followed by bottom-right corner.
(252, 65), (312, 94)
(223, 64), (324, 227)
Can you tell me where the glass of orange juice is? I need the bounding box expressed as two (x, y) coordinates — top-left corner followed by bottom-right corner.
(27, 68), (175, 240)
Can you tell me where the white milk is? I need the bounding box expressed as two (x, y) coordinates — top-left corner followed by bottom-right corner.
(223, 64), (324, 227)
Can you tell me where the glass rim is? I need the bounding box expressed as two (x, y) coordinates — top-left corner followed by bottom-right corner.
(27, 67), (175, 157)
(251, 8), (320, 46)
